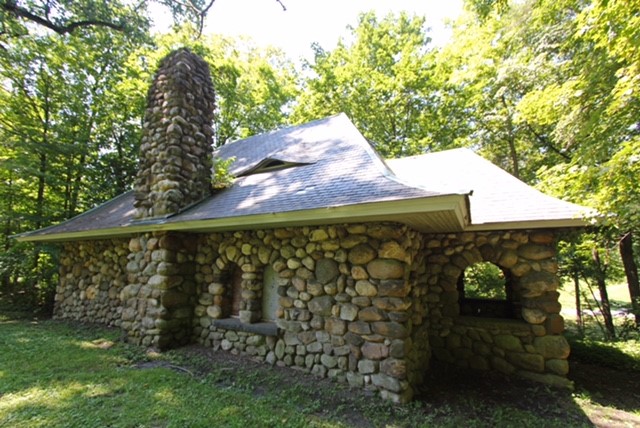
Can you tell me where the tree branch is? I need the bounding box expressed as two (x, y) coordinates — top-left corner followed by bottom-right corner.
(524, 122), (571, 161)
(1, 1), (124, 34)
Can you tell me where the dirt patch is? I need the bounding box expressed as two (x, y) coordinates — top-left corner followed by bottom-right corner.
(166, 346), (640, 427)
(167, 345), (640, 427)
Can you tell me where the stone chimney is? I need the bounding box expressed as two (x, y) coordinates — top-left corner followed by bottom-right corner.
(133, 48), (216, 219)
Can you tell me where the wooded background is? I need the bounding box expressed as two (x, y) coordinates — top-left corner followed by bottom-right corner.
(0, 0), (637, 336)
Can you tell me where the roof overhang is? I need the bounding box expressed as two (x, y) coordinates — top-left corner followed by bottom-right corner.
(464, 218), (590, 232)
(16, 194), (469, 243)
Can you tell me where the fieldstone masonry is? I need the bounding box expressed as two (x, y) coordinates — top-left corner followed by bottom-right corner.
(54, 224), (573, 401)
(133, 48), (215, 219)
(51, 49), (573, 402)
(56, 239), (129, 326)
(123, 48), (215, 349)
(420, 230), (572, 389)
(190, 224), (422, 403)
(121, 232), (197, 349)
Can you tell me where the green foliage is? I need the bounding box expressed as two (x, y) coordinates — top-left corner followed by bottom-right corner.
(0, 22), (149, 309)
(0, 0), (217, 42)
(436, 0), (584, 180)
(463, 262), (507, 299)
(439, 0), (639, 310)
(212, 156), (236, 190)
(0, 18), (296, 309)
(1, 0), (638, 320)
(557, 232), (624, 283)
(0, 242), (57, 309)
(528, 0), (640, 241)
(465, 0), (510, 20)
(293, 12), (463, 157)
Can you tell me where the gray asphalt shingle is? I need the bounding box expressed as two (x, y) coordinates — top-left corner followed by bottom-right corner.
(18, 114), (442, 239)
(387, 148), (592, 226)
(171, 114), (439, 223)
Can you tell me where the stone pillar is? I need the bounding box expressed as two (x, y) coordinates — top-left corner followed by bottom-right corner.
(133, 48), (216, 219)
(122, 232), (197, 349)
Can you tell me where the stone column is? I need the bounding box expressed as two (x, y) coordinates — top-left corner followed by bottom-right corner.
(122, 232), (197, 349)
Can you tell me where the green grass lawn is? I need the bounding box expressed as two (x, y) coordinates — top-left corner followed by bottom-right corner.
(559, 281), (632, 313)
(1, 302), (639, 427)
(0, 318), (333, 428)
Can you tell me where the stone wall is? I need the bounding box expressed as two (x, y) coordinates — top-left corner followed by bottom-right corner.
(191, 223), (423, 403)
(421, 230), (572, 388)
(55, 239), (129, 326)
(53, 225), (573, 401)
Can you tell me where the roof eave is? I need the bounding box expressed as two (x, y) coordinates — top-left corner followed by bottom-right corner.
(464, 217), (591, 232)
(16, 194), (469, 243)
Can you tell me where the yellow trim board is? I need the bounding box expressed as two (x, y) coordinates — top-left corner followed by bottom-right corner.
(17, 194), (469, 243)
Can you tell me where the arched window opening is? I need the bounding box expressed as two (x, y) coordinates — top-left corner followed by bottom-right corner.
(221, 264), (243, 318)
(457, 262), (518, 319)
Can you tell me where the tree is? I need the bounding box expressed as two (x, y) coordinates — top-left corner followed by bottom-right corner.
(439, 0), (639, 328)
(0, 0), (222, 41)
(0, 20), (150, 305)
(293, 12), (462, 158)
(0, 22), (297, 307)
(523, 0), (640, 313)
(436, 0), (582, 180)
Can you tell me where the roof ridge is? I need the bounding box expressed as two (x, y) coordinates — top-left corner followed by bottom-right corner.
(216, 113), (347, 152)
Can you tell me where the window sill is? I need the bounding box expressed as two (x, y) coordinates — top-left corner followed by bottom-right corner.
(212, 318), (278, 336)
(456, 316), (531, 332)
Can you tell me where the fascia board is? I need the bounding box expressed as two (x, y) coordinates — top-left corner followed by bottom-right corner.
(16, 194), (468, 243)
(463, 218), (591, 231)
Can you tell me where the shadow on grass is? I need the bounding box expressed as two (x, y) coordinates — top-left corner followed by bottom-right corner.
(568, 335), (640, 413)
(173, 344), (596, 428)
(0, 296), (44, 322)
(415, 360), (593, 426)
(3, 311), (638, 427)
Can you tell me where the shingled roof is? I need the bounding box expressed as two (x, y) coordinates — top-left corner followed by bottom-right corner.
(17, 114), (469, 242)
(387, 148), (592, 230)
(17, 114), (593, 243)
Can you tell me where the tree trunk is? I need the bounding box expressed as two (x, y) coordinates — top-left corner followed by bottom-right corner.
(35, 152), (47, 230)
(573, 267), (584, 336)
(113, 132), (127, 195)
(501, 95), (520, 179)
(70, 152), (87, 217)
(592, 248), (616, 340)
(1, 173), (14, 295)
(619, 232), (640, 327)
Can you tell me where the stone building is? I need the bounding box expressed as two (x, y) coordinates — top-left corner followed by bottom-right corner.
(17, 49), (590, 402)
